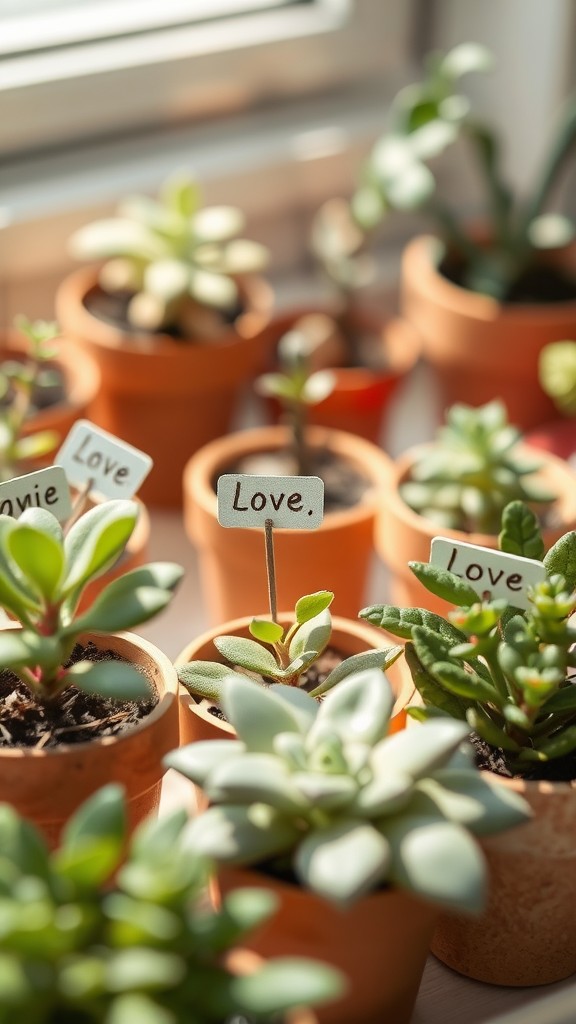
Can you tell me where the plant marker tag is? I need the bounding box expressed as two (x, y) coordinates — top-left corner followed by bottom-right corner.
(430, 537), (547, 610)
(55, 420), (153, 500)
(217, 475), (324, 529)
(0, 466), (72, 523)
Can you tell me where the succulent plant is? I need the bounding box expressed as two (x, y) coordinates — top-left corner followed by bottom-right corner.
(0, 500), (182, 706)
(69, 175), (269, 334)
(399, 399), (555, 534)
(168, 670), (529, 909)
(0, 784), (342, 1024)
(361, 500), (576, 773)
(177, 590), (402, 707)
(0, 317), (62, 482)
(353, 42), (576, 301)
(539, 340), (576, 416)
(256, 331), (335, 475)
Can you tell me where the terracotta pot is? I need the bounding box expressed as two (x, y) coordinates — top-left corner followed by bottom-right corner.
(183, 424), (393, 625)
(0, 630), (179, 848)
(400, 234), (576, 430)
(261, 306), (420, 443)
(431, 773), (576, 986)
(55, 266), (274, 507)
(376, 442), (576, 615)
(2, 331), (101, 459)
(216, 864), (437, 1024)
(177, 613), (414, 747)
(224, 948), (320, 1024)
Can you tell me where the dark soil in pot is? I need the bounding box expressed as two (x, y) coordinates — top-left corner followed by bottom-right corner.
(0, 641), (157, 749)
(440, 253), (576, 303)
(472, 732), (576, 783)
(84, 285), (243, 341)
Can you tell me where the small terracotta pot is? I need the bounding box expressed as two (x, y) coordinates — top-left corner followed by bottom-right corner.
(216, 864), (438, 1024)
(376, 442), (576, 615)
(0, 630), (179, 848)
(261, 307), (420, 443)
(431, 773), (576, 986)
(2, 332), (101, 459)
(176, 613), (414, 747)
(56, 266), (274, 507)
(183, 424), (393, 624)
(400, 234), (576, 430)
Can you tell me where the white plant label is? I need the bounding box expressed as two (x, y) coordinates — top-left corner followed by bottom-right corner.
(217, 474), (324, 529)
(56, 420), (153, 500)
(0, 466), (72, 523)
(430, 536), (546, 610)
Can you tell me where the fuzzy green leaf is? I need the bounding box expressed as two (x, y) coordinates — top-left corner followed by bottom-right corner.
(63, 501), (139, 596)
(185, 804), (300, 864)
(232, 958), (343, 1017)
(222, 677), (313, 751)
(164, 740), (244, 786)
(360, 603), (467, 645)
(177, 661), (249, 703)
(370, 716), (470, 779)
(204, 754), (307, 813)
(433, 662), (503, 706)
(498, 501), (545, 560)
(416, 772), (530, 836)
(295, 819), (391, 904)
(249, 618), (284, 645)
(288, 608), (331, 661)
(309, 645), (403, 698)
(408, 561), (481, 606)
(544, 532), (576, 591)
(295, 591), (334, 623)
(310, 669), (394, 745)
(404, 642), (468, 720)
(213, 635), (279, 677)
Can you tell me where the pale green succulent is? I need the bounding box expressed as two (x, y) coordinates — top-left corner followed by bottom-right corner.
(167, 670), (530, 909)
(539, 340), (576, 416)
(69, 175), (269, 333)
(0, 784), (342, 1024)
(362, 500), (576, 771)
(177, 590), (402, 706)
(354, 42), (576, 300)
(400, 399), (555, 534)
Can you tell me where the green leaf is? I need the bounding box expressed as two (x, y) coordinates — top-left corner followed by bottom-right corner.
(205, 753), (307, 813)
(6, 522), (64, 602)
(440, 42), (494, 80)
(232, 958), (344, 1017)
(408, 561), (481, 606)
(189, 268), (237, 310)
(164, 740), (244, 786)
(291, 772), (358, 810)
(466, 707), (521, 752)
(544, 532), (576, 591)
(0, 804), (50, 877)
(499, 501), (545, 560)
(64, 660), (152, 700)
(214, 635), (280, 677)
(106, 992), (175, 1024)
(249, 618), (284, 645)
(105, 949), (184, 992)
(185, 804), (300, 864)
(0, 629), (59, 672)
(192, 205), (244, 241)
(0, 518), (42, 620)
(295, 819), (390, 904)
(531, 723), (576, 760)
(360, 603), (468, 645)
(63, 500), (139, 596)
(67, 562), (183, 635)
(14, 430), (59, 461)
(176, 661), (249, 703)
(295, 591), (334, 623)
(370, 716), (470, 779)
(288, 608), (331, 661)
(416, 771), (530, 836)
(309, 645), (402, 699)
(433, 661), (502, 706)
(310, 669), (394, 745)
(69, 219), (166, 261)
(404, 642), (468, 720)
(222, 677), (314, 751)
(63, 783), (126, 849)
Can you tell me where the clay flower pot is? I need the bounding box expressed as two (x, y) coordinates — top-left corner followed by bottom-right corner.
(376, 442), (576, 615)
(0, 630), (179, 848)
(261, 306), (420, 443)
(183, 424), (393, 625)
(55, 266), (274, 507)
(400, 234), (576, 430)
(177, 612), (414, 747)
(216, 864), (437, 1024)
(431, 773), (576, 986)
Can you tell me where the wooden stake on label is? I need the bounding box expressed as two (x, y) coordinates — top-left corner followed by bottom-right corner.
(64, 477), (94, 534)
(264, 518), (278, 623)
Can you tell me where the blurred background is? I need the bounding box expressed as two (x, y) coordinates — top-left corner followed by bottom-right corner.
(2, 0), (576, 325)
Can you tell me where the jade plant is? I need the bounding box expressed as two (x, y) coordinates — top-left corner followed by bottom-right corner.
(0, 784), (342, 1024)
(400, 399), (555, 534)
(178, 590), (401, 707)
(0, 500), (182, 706)
(539, 339), (576, 416)
(0, 316), (62, 482)
(361, 500), (576, 774)
(353, 42), (576, 300)
(69, 175), (269, 335)
(255, 331), (335, 475)
(168, 670), (529, 908)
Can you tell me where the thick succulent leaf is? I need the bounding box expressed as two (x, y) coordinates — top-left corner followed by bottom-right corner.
(466, 706), (521, 752)
(309, 646), (402, 698)
(249, 618), (284, 644)
(415, 772), (530, 835)
(177, 661), (250, 702)
(64, 660), (152, 700)
(61, 784), (125, 859)
(295, 591), (334, 623)
(404, 642), (468, 720)
(161, 175), (201, 218)
(232, 957), (343, 1016)
(544, 531), (576, 592)
(0, 519), (43, 619)
(220, 886), (278, 933)
(105, 948), (184, 992)
(130, 808), (188, 860)
(370, 717), (470, 780)
(433, 661), (502, 706)
(189, 268), (237, 310)
(408, 561), (481, 606)
(291, 772), (358, 810)
(222, 677), (312, 751)
(302, 371), (336, 404)
(63, 500), (139, 595)
(15, 429), (59, 460)
(192, 205), (245, 241)
(69, 219), (166, 261)
(205, 754), (307, 813)
(217, 238), (269, 273)
(214, 635), (279, 677)
(0, 803), (50, 877)
(184, 804), (300, 864)
(440, 41), (493, 79)
(383, 815), (487, 913)
(309, 669), (394, 746)
(295, 819), (391, 904)
(288, 608), (331, 661)
(498, 501), (545, 560)
(530, 723), (576, 760)
(268, 683), (317, 727)
(359, 603), (467, 645)
(6, 522), (64, 602)
(144, 259), (189, 302)
(66, 562), (183, 635)
(0, 628), (58, 671)
(106, 992), (174, 1024)
(352, 771), (413, 817)
(164, 740), (244, 785)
